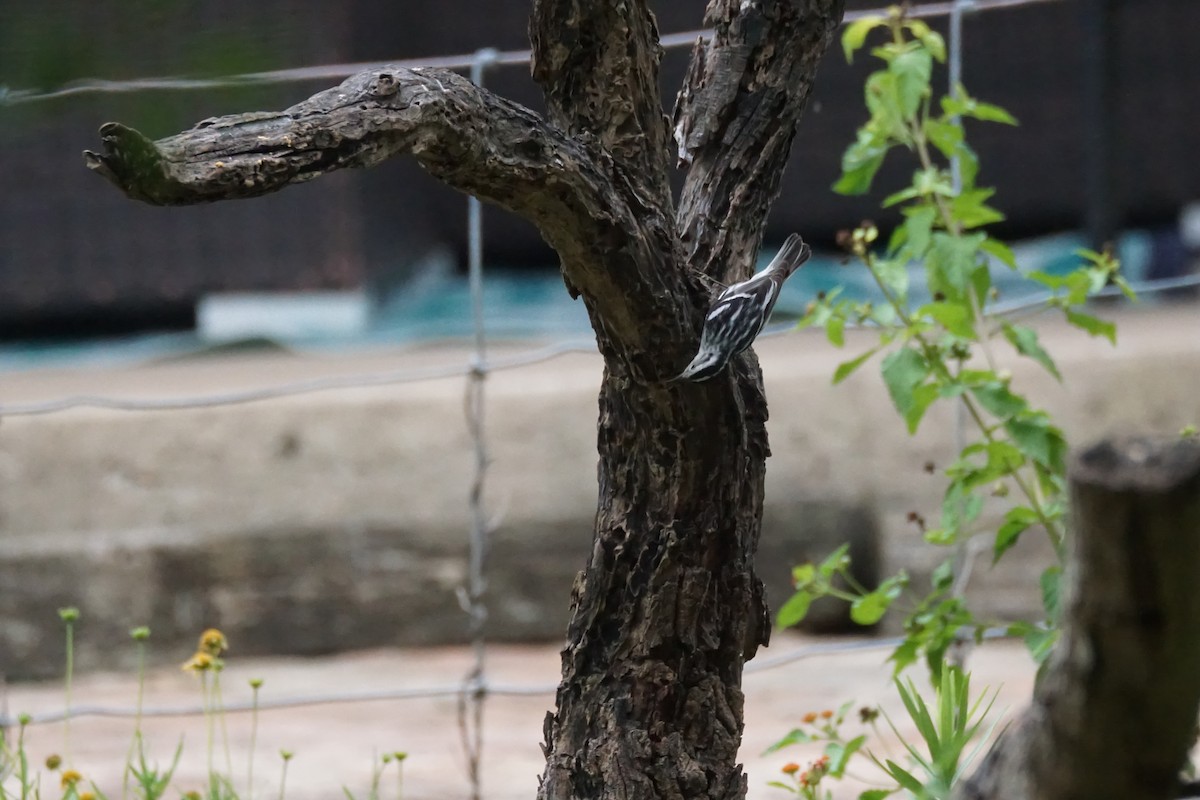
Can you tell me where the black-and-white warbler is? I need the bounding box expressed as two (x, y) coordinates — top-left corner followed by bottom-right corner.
(674, 233), (811, 381)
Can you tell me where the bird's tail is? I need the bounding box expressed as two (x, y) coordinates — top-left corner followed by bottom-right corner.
(766, 233), (812, 278)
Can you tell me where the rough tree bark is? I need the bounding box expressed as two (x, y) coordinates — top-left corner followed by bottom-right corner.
(955, 437), (1200, 800)
(84, 2), (845, 798)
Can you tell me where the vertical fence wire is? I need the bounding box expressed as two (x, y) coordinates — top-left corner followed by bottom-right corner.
(458, 45), (499, 800)
(947, 0), (980, 664)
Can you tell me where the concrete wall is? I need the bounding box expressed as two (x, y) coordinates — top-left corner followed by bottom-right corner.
(1, 306), (1197, 678)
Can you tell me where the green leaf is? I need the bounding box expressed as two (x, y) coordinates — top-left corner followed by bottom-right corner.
(970, 381), (1027, 420)
(906, 19), (946, 62)
(881, 347), (931, 419)
(833, 348), (879, 385)
(1005, 416), (1066, 472)
(835, 128), (891, 195)
(970, 100), (1018, 125)
(971, 261), (993, 307)
(1065, 309), (1116, 344)
(1026, 270), (1071, 290)
(882, 184), (921, 208)
(924, 118), (963, 160)
(994, 506), (1039, 561)
(873, 256), (910, 299)
(1024, 626), (1058, 664)
(942, 88), (1018, 125)
(914, 166), (954, 198)
(940, 482), (982, 535)
(818, 543), (852, 578)
(776, 590), (813, 628)
(1041, 565), (1062, 623)
(842, 16), (886, 62)
(884, 761), (926, 795)
(905, 382), (941, 434)
(865, 71), (909, 141)
(791, 563), (816, 587)
(890, 46), (932, 117)
(895, 680), (941, 756)
(826, 315), (846, 347)
(903, 206), (937, 259)
(931, 558), (954, 591)
(1002, 323), (1061, 380)
(889, 638), (921, 674)
(985, 440), (1026, 472)
(920, 300), (974, 339)
(826, 734), (867, 777)
(852, 591), (891, 625)
(980, 237), (1017, 269)
(926, 232), (986, 300)
(857, 791), (896, 800)
(951, 188), (1006, 229)
(762, 727), (813, 754)
(957, 140), (981, 189)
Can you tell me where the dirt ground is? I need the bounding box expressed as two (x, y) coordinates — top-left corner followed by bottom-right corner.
(5, 633), (1037, 800)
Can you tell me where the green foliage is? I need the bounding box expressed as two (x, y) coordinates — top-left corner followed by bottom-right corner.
(0, 615), (407, 800)
(776, 543), (909, 630)
(871, 667), (1000, 799)
(778, 4), (1129, 665)
(774, 7), (1134, 796)
(766, 668), (998, 800)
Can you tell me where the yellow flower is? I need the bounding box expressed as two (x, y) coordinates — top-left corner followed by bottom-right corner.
(182, 651), (215, 672)
(781, 762), (800, 775)
(61, 769), (83, 787)
(184, 792), (202, 800)
(198, 628), (228, 655)
(801, 711), (818, 724)
(80, 793), (97, 800)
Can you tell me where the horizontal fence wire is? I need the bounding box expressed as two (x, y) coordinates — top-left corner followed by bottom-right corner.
(1, 631), (1015, 727)
(0, 0), (1067, 105)
(1, 275), (1196, 417)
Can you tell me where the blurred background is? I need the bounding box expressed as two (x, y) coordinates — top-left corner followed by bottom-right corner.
(2, 0), (1199, 667)
(1, 0), (1197, 341)
(2, 1), (1199, 797)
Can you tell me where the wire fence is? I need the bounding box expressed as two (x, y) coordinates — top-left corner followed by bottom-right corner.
(0, 273), (1196, 418)
(1, 1), (1196, 798)
(0, 0), (1065, 106)
(4, 633), (1000, 727)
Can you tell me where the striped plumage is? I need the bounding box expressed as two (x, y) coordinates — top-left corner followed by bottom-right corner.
(674, 234), (811, 382)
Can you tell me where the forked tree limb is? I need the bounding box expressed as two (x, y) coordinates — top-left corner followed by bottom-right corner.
(84, 4), (848, 798)
(530, 0), (673, 210)
(84, 66), (691, 378)
(675, 0), (844, 287)
(956, 437), (1200, 800)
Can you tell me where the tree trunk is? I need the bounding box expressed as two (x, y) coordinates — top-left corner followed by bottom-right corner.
(83, 1), (844, 797)
(955, 437), (1200, 800)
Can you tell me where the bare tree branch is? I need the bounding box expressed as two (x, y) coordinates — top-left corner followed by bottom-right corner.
(530, 0), (673, 208)
(83, 66), (691, 378)
(956, 437), (1200, 800)
(675, 0), (844, 285)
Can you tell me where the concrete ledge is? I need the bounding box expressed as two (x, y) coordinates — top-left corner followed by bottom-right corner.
(1, 306), (1197, 679)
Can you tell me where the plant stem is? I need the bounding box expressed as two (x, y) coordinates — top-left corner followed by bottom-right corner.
(123, 637), (148, 800)
(862, 252), (1066, 555)
(213, 671), (234, 781)
(62, 618), (74, 766)
(248, 684), (261, 800)
(203, 672), (215, 794)
(278, 756), (291, 800)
